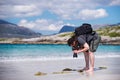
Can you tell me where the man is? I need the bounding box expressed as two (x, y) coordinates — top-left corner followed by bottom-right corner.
(67, 34), (95, 72)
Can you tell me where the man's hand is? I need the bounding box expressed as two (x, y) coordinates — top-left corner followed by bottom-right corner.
(73, 50), (81, 54)
(73, 43), (89, 54)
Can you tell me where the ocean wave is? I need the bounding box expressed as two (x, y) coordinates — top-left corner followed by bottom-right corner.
(0, 54), (120, 62)
(0, 56), (80, 62)
(95, 54), (120, 58)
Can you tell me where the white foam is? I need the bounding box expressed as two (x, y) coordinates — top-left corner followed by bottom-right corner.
(0, 56), (80, 62)
(95, 54), (120, 58)
(0, 54), (120, 62)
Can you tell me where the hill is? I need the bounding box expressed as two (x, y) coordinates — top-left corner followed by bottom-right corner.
(97, 25), (120, 37)
(0, 20), (41, 38)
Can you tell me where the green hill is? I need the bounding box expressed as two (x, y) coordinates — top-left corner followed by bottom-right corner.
(96, 26), (120, 37)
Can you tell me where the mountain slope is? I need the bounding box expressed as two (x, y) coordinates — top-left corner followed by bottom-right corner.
(0, 20), (41, 38)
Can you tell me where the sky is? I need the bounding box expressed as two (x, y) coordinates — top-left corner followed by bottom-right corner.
(0, 0), (120, 35)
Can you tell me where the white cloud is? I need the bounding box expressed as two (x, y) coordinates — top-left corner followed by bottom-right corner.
(13, 5), (35, 12)
(91, 0), (120, 6)
(48, 24), (58, 30)
(18, 19), (35, 29)
(78, 9), (108, 20)
(110, 0), (120, 6)
(0, 0), (112, 19)
(18, 19), (64, 31)
(1, 0), (120, 20)
(13, 4), (42, 17)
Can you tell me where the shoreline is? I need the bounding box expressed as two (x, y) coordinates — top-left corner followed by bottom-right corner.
(1, 56), (120, 63)
(0, 42), (120, 45)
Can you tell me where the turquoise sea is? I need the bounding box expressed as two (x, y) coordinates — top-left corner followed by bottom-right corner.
(0, 44), (120, 61)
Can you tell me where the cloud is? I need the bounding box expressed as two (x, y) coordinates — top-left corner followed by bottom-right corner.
(0, 0), (117, 19)
(0, 4), (42, 18)
(18, 19), (35, 29)
(18, 19), (64, 31)
(110, 0), (120, 6)
(92, 0), (120, 6)
(48, 24), (58, 31)
(77, 8), (108, 20)
(13, 4), (41, 17)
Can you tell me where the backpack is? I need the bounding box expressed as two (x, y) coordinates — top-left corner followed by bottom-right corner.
(89, 31), (101, 52)
(74, 23), (93, 36)
(74, 23), (101, 52)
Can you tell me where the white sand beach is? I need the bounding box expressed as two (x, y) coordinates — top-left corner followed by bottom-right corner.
(0, 57), (120, 80)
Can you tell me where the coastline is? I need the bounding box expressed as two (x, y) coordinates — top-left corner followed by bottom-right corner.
(0, 36), (120, 45)
(0, 57), (120, 80)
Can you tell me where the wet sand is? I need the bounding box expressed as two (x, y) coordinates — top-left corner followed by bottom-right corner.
(0, 57), (120, 80)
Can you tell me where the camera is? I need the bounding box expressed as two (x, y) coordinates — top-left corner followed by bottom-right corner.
(72, 45), (80, 58)
(72, 50), (78, 58)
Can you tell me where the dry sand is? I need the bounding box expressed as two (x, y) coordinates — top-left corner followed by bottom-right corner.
(0, 57), (120, 80)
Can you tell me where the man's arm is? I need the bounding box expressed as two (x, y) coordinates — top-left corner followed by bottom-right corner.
(73, 43), (89, 54)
